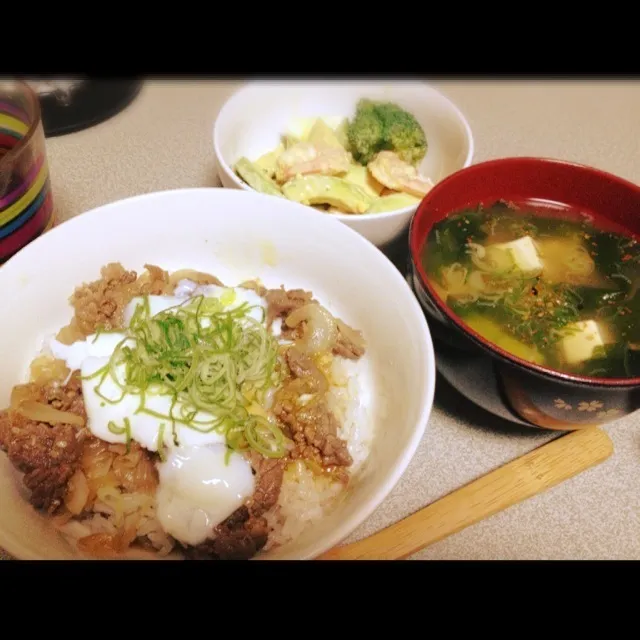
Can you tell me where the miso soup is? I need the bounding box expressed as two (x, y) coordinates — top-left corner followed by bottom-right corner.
(422, 200), (640, 379)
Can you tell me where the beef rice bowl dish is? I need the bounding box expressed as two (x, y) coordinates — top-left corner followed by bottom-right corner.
(0, 262), (375, 560)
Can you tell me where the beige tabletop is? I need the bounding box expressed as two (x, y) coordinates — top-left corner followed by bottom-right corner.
(2, 79), (639, 560)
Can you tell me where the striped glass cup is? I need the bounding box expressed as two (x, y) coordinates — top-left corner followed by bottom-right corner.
(0, 80), (55, 264)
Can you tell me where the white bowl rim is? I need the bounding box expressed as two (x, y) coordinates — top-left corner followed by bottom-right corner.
(0, 186), (437, 560)
(212, 80), (475, 223)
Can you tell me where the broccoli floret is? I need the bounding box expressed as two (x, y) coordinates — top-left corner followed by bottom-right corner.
(376, 103), (427, 165)
(347, 100), (384, 165)
(347, 99), (428, 166)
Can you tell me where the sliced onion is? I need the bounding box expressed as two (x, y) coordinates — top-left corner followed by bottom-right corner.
(449, 292), (480, 304)
(143, 264), (170, 282)
(285, 304), (338, 355)
(55, 321), (85, 345)
(470, 254), (491, 272)
(107, 443), (128, 455)
(65, 470), (89, 515)
(10, 386), (85, 427)
(466, 270), (487, 292)
(29, 355), (70, 386)
(96, 486), (125, 527)
(304, 459), (325, 476)
(466, 242), (486, 259)
(239, 279), (267, 296)
(52, 510), (75, 527)
(83, 439), (115, 478)
(85, 454), (113, 480)
(336, 319), (366, 350)
(112, 449), (158, 495)
(122, 513), (142, 547)
(441, 264), (468, 293)
(169, 269), (223, 287)
(10, 385), (34, 406)
(287, 366), (328, 398)
(17, 401), (84, 426)
(468, 243), (499, 272)
(565, 246), (595, 276)
(77, 532), (127, 557)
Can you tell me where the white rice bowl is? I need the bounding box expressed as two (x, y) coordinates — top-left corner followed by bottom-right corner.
(0, 187), (434, 560)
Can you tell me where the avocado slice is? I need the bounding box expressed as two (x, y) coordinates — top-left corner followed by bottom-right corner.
(366, 192), (421, 213)
(254, 144), (284, 178)
(344, 164), (385, 198)
(281, 134), (300, 150)
(333, 117), (350, 151)
(235, 157), (283, 197)
(282, 175), (373, 214)
(307, 118), (345, 150)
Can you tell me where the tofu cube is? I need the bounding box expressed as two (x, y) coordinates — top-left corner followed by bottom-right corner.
(489, 236), (543, 274)
(559, 320), (606, 365)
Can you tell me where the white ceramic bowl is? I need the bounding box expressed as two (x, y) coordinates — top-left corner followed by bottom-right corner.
(213, 80), (474, 248)
(0, 187), (435, 560)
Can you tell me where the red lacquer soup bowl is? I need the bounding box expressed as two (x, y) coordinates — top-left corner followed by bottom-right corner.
(408, 156), (640, 430)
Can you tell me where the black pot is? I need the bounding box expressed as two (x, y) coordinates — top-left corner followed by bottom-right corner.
(26, 78), (143, 137)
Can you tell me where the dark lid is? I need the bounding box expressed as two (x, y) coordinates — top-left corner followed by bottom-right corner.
(28, 78), (144, 137)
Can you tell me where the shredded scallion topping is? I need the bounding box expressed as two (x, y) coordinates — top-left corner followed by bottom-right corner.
(108, 417), (132, 453)
(85, 293), (286, 459)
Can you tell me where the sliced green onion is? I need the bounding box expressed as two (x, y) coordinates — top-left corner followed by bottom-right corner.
(108, 417), (132, 453)
(245, 416), (286, 458)
(91, 293), (285, 459)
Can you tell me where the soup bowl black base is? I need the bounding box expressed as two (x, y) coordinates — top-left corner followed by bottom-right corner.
(495, 360), (640, 431)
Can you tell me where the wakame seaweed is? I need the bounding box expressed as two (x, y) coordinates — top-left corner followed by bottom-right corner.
(422, 205), (487, 275)
(423, 200), (640, 378)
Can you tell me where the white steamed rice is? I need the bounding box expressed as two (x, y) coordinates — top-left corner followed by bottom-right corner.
(264, 353), (376, 550)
